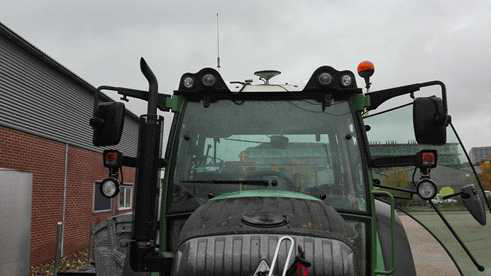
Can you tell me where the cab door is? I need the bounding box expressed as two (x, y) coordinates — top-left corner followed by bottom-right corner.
(364, 102), (491, 275)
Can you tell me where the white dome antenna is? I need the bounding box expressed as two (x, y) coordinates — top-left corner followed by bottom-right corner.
(254, 70), (281, 84)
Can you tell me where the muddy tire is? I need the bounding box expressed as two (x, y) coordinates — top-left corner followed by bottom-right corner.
(92, 214), (149, 276)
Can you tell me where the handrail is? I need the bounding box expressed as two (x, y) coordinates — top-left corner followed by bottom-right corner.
(268, 236), (295, 276)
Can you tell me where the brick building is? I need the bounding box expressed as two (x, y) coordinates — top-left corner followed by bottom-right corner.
(0, 22), (139, 266)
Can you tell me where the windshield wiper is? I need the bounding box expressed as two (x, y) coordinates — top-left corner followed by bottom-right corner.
(181, 179), (271, 186)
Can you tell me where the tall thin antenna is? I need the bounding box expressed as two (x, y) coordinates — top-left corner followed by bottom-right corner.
(216, 12), (221, 69)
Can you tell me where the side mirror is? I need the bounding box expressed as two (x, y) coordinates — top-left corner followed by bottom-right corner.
(413, 96), (449, 145)
(90, 102), (125, 146)
(461, 185), (486, 225)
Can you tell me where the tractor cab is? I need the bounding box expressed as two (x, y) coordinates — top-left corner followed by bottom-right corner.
(88, 59), (491, 276)
(166, 66), (367, 275)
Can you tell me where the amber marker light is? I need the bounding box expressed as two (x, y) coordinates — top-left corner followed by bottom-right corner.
(357, 60), (375, 90)
(357, 60), (374, 78)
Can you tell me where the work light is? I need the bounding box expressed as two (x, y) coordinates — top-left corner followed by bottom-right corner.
(202, 74), (217, 87)
(341, 74), (353, 87)
(417, 179), (437, 200)
(100, 177), (120, 198)
(318, 72), (333, 86)
(183, 76), (194, 89)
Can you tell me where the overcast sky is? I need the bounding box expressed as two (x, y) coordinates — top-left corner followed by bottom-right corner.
(2, 0), (490, 149)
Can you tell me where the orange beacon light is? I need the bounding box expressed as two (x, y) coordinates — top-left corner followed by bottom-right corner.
(357, 60), (375, 90)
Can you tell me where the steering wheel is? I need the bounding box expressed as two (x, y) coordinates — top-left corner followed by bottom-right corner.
(246, 170), (297, 190)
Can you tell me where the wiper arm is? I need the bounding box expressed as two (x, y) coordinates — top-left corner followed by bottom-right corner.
(181, 179), (271, 186)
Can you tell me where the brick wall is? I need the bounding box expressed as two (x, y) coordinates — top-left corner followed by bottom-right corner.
(0, 126), (135, 265)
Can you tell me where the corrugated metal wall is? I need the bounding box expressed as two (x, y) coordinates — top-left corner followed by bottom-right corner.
(0, 33), (139, 156)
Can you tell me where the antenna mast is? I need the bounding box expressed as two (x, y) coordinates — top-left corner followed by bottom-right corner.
(216, 12), (221, 69)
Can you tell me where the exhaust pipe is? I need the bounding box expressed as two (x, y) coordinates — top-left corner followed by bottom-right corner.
(129, 58), (165, 272)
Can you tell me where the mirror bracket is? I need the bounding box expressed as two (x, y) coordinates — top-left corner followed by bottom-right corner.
(369, 150), (438, 169)
(366, 80), (447, 112)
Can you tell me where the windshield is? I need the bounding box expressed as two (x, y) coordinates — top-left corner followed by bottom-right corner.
(169, 99), (367, 213)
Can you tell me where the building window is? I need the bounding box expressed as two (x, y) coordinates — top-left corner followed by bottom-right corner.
(93, 181), (112, 212)
(119, 185), (133, 210)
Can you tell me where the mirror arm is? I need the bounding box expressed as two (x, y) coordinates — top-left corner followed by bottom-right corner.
(117, 88), (148, 101)
(122, 156), (137, 167)
(429, 201), (485, 272)
(93, 85), (119, 116)
(96, 86), (149, 101)
(367, 84), (420, 110)
(441, 192), (462, 200)
(373, 183), (415, 200)
(417, 81), (447, 114)
(95, 86), (172, 112)
(123, 155), (167, 169)
(367, 80), (447, 112)
(370, 155), (417, 168)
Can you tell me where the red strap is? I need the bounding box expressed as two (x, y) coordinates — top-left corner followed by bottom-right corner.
(295, 262), (309, 276)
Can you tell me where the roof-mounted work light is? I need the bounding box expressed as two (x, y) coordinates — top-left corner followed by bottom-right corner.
(182, 75), (195, 89)
(176, 68), (230, 94)
(303, 66), (360, 93)
(341, 74), (353, 87)
(318, 72), (333, 86)
(202, 74), (217, 87)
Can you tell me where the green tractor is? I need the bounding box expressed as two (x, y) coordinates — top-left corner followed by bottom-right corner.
(88, 58), (491, 275)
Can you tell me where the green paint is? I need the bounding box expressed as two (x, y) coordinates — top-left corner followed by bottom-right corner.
(164, 95), (184, 112)
(351, 94), (370, 112)
(369, 170), (378, 276)
(375, 235), (386, 274)
(370, 190), (378, 276)
(210, 189), (321, 201)
(372, 189), (396, 275)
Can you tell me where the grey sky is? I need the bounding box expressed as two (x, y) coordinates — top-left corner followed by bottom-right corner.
(2, 0), (490, 149)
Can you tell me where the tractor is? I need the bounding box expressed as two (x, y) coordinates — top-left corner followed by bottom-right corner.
(85, 58), (490, 276)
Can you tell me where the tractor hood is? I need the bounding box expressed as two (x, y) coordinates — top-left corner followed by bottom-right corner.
(172, 194), (357, 276)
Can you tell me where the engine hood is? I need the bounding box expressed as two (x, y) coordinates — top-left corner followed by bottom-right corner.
(177, 193), (355, 246)
(173, 194), (358, 276)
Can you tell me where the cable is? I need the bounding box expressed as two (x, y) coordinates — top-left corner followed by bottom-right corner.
(120, 166), (124, 186)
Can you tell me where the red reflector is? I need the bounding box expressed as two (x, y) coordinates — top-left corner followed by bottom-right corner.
(421, 152), (435, 166)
